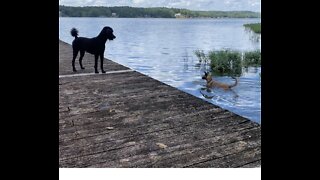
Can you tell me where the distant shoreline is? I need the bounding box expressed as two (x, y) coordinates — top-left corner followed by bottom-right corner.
(59, 16), (261, 19)
(59, 5), (261, 19)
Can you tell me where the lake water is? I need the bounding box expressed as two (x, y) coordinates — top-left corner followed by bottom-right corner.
(59, 17), (261, 123)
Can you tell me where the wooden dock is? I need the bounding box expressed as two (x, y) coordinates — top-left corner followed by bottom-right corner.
(59, 40), (261, 168)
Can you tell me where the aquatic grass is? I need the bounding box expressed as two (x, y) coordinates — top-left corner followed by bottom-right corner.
(195, 49), (261, 77)
(244, 23), (261, 34)
(243, 51), (261, 67)
(208, 50), (242, 76)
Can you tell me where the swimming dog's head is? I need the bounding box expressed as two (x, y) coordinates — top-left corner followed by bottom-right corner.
(202, 72), (211, 80)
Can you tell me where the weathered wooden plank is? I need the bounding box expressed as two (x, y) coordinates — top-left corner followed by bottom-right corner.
(144, 134), (261, 168)
(59, 86), (199, 120)
(59, 110), (235, 159)
(238, 160), (261, 168)
(59, 86), (181, 126)
(59, 109), (231, 156)
(59, 96), (222, 135)
(59, 106), (224, 141)
(59, 72), (196, 119)
(59, 120), (258, 167)
(59, 101), (214, 130)
(184, 144), (261, 168)
(83, 128), (260, 168)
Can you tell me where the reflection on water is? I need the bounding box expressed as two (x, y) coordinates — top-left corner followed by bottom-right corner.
(200, 87), (239, 100)
(59, 18), (261, 123)
(245, 27), (261, 43)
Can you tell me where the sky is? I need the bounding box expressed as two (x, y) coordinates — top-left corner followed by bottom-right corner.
(59, 0), (261, 12)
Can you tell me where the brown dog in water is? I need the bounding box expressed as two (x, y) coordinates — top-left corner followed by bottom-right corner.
(202, 72), (238, 90)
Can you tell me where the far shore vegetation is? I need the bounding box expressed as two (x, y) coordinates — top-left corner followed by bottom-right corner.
(59, 5), (261, 18)
(244, 23), (261, 33)
(194, 50), (261, 77)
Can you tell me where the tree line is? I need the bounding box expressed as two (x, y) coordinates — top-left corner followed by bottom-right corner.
(59, 6), (261, 18)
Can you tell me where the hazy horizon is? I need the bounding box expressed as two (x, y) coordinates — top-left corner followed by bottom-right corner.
(59, 0), (261, 13)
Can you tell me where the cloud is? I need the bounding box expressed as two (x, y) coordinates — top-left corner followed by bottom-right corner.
(132, 0), (146, 3)
(59, 0), (261, 12)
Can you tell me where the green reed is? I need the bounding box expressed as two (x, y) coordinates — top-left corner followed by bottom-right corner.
(194, 49), (261, 76)
(244, 23), (261, 34)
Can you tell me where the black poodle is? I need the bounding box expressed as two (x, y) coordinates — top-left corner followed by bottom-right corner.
(70, 26), (116, 73)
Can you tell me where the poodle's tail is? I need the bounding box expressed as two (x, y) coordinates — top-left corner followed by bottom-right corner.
(229, 76), (238, 88)
(70, 28), (78, 38)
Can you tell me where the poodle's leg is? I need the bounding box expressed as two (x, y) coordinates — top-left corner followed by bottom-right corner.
(100, 54), (106, 73)
(94, 54), (99, 73)
(72, 50), (79, 72)
(79, 50), (85, 69)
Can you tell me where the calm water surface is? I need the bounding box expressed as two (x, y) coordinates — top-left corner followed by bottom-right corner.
(59, 18), (261, 123)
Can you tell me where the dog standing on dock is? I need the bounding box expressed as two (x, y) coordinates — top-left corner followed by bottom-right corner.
(202, 72), (238, 90)
(70, 26), (116, 73)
